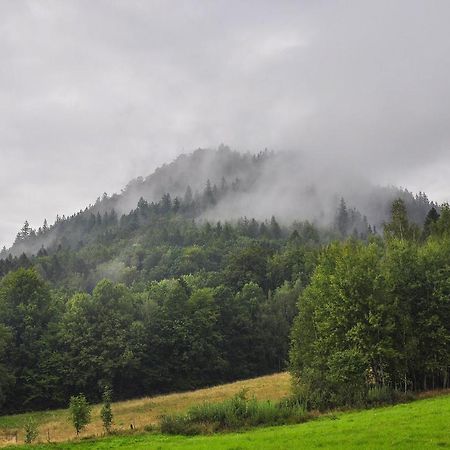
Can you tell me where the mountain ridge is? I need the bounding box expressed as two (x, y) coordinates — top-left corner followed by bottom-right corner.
(2, 146), (437, 259)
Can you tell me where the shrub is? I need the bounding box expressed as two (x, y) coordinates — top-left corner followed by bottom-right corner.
(24, 417), (39, 444)
(160, 389), (309, 435)
(100, 386), (113, 434)
(367, 385), (394, 405)
(69, 394), (92, 436)
(160, 414), (203, 435)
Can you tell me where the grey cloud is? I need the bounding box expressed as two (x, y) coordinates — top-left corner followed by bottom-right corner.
(1, 0), (449, 246)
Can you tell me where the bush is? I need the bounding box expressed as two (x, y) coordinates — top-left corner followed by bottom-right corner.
(160, 414), (203, 435)
(100, 386), (113, 434)
(143, 424), (157, 433)
(160, 389), (309, 435)
(367, 385), (395, 405)
(24, 417), (39, 444)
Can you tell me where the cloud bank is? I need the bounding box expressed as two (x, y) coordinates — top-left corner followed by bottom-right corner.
(1, 0), (449, 246)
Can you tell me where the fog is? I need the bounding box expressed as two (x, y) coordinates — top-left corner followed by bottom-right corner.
(1, 0), (450, 247)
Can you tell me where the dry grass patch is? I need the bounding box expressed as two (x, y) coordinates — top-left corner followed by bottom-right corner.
(0, 372), (291, 446)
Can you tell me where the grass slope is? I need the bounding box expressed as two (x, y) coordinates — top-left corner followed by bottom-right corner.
(0, 373), (290, 446)
(10, 394), (450, 449)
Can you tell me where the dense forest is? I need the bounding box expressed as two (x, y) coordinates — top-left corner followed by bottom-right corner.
(291, 201), (450, 408)
(0, 149), (447, 415)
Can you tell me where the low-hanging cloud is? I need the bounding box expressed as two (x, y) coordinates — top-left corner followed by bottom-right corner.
(1, 0), (449, 247)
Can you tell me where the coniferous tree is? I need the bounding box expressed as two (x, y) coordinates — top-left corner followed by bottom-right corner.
(204, 180), (216, 206)
(270, 216), (282, 239)
(422, 207), (440, 239)
(336, 198), (349, 237)
(184, 185), (193, 204)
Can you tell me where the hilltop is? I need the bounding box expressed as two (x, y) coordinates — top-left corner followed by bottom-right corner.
(2, 147), (435, 261)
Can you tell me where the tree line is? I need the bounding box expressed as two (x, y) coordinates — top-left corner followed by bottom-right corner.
(0, 237), (315, 413)
(0, 193), (446, 415)
(290, 201), (450, 408)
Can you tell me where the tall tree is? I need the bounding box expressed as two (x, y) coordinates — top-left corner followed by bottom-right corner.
(0, 269), (56, 410)
(384, 199), (418, 241)
(335, 198), (349, 237)
(0, 325), (14, 409)
(422, 207), (440, 240)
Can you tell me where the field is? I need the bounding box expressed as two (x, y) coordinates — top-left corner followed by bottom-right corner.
(0, 373), (291, 446)
(7, 393), (450, 449)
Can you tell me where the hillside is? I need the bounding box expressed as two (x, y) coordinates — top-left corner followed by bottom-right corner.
(3, 147), (435, 259)
(0, 373), (290, 446)
(0, 147), (436, 293)
(0, 147), (444, 418)
(7, 392), (450, 449)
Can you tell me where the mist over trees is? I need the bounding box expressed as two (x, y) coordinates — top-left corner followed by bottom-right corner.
(2, 148), (436, 260)
(290, 202), (450, 409)
(0, 149), (447, 416)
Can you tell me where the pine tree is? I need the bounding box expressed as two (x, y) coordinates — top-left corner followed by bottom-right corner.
(184, 185), (193, 204)
(15, 220), (32, 243)
(336, 198), (349, 237)
(161, 193), (172, 212)
(173, 197), (181, 213)
(422, 207), (440, 239)
(204, 180), (216, 206)
(270, 216), (282, 239)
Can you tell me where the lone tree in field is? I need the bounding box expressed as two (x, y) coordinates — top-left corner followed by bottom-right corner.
(69, 394), (91, 436)
(100, 386), (113, 434)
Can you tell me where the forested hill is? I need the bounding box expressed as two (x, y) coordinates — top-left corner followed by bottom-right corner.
(2, 147), (436, 261)
(3, 146), (269, 258)
(0, 147), (445, 415)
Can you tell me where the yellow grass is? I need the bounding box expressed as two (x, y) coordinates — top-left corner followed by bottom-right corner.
(1, 372), (291, 446)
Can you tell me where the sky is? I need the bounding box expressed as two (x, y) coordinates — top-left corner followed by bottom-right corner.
(1, 0), (450, 248)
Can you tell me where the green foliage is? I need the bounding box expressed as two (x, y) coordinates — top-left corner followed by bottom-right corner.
(0, 268), (57, 411)
(160, 389), (308, 435)
(100, 386), (113, 434)
(384, 198), (419, 241)
(0, 192), (445, 417)
(422, 207), (440, 239)
(23, 417), (39, 444)
(290, 240), (386, 408)
(0, 324), (14, 408)
(223, 244), (272, 292)
(290, 209), (450, 409)
(10, 394), (450, 449)
(366, 385), (395, 405)
(60, 280), (141, 400)
(69, 394), (91, 436)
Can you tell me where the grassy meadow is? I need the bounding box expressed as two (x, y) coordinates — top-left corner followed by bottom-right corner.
(0, 373), (290, 446)
(5, 393), (450, 449)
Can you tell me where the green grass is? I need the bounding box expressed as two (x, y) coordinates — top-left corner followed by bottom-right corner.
(0, 409), (66, 430)
(8, 393), (450, 449)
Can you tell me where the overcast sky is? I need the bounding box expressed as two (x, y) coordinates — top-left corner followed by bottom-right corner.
(1, 0), (450, 247)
